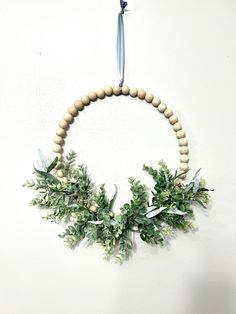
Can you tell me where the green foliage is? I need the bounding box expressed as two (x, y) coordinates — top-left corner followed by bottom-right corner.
(24, 151), (212, 262)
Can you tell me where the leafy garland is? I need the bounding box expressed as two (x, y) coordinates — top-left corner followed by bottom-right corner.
(24, 151), (211, 262)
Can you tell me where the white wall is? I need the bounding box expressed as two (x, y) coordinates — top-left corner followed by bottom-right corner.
(1, 0), (236, 313)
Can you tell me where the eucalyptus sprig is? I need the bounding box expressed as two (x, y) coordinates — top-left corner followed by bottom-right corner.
(23, 151), (212, 262)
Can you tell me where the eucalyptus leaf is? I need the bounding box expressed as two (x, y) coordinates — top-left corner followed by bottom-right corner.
(47, 157), (58, 173)
(109, 184), (118, 211)
(143, 205), (158, 215)
(146, 207), (167, 218)
(88, 220), (103, 225)
(167, 208), (186, 215)
(37, 149), (51, 171)
(33, 167), (60, 184)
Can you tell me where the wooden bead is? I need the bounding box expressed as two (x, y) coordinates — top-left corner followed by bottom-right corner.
(138, 89), (146, 99)
(56, 128), (66, 137)
(145, 93), (154, 103)
(173, 122), (182, 132)
(169, 115), (178, 124)
(54, 136), (64, 145)
(53, 144), (62, 153)
(88, 91), (97, 101)
(178, 138), (188, 146)
(89, 205), (97, 213)
(57, 169), (64, 178)
(63, 113), (73, 123)
(164, 108), (173, 118)
(180, 154), (189, 163)
(55, 161), (62, 170)
(58, 120), (68, 129)
(180, 163), (189, 172)
(96, 88), (105, 99)
(122, 85), (130, 95)
(158, 103), (167, 113)
(152, 97), (161, 107)
(129, 87), (138, 97)
(74, 100), (84, 111)
(179, 146), (189, 154)
(61, 177), (68, 183)
(81, 95), (90, 105)
(104, 85), (113, 96)
(178, 173), (187, 180)
(68, 105), (78, 116)
(113, 85), (121, 96)
(176, 130), (186, 139)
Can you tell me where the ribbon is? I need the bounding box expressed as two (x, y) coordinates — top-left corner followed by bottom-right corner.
(117, 0), (128, 88)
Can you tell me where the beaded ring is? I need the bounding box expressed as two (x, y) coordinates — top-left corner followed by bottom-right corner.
(52, 85), (189, 182)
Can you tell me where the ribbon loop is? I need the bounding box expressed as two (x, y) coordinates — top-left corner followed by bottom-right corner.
(117, 1), (128, 87)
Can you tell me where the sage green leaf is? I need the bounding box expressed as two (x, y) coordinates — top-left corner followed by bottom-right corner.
(145, 207), (167, 218)
(143, 205), (157, 215)
(47, 157), (58, 173)
(109, 184), (118, 211)
(33, 167), (60, 184)
(167, 208), (186, 215)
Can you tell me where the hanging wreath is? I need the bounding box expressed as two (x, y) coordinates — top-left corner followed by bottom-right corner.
(23, 86), (212, 262)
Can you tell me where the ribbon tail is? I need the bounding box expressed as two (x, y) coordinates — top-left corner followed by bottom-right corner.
(117, 13), (125, 87)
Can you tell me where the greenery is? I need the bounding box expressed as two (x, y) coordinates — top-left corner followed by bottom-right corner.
(23, 151), (212, 262)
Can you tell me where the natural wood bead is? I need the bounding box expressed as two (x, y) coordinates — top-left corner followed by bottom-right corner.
(176, 130), (186, 139)
(178, 138), (188, 146)
(57, 169), (64, 178)
(158, 103), (167, 113)
(173, 122), (182, 132)
(58, 120), (68, 129)
(145, 93), (154, 103)
(152, 97), (161, 107)
(180, 163), (189, 172)
(122, 85), (129, 95)
(74, 100), (84, 111)
(55, 161), (62, 170)
(180, 154), (189, 163)
(81, 95), (90, 105)
(179, 146), (189, 154)
(104, 85), (113, 96)
(96, 88), (105, 99)
(61, 177), (68, 183)
(88, 91), (97, 101)
(89, 205), (97, 213)
(169, 115), (178, 124)
(129, 87), (138, 97)
(164, 108), (173, 118)
(53, 144), (62, 153)
(63, 113), (73, 123)
(68, 105), (78, 116)
(178, 172), (187, 180)
(138, 89), (146, 99)
(113, 85), (121, 96)
(56, 128), (66, 137)
(54, 136), (64, 145)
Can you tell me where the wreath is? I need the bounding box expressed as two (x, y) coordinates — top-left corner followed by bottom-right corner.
(24, 86), (212, 262)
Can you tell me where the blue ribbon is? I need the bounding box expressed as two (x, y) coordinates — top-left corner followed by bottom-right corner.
(117, 0), (128, 88)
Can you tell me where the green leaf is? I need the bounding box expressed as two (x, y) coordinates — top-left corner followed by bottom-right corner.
(33, 167), (60, 184)
(145, 207), (166, 218)
(47, 157), (58, 173)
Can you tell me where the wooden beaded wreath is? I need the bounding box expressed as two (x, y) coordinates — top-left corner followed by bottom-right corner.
(24, 85), (211, 262)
